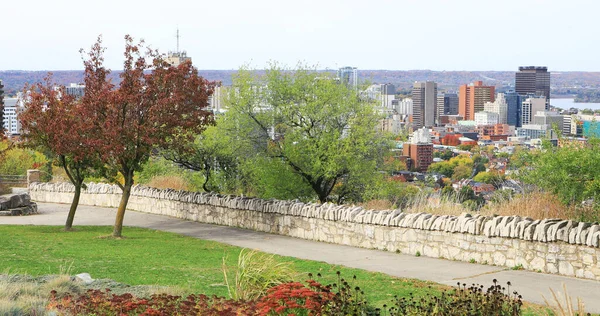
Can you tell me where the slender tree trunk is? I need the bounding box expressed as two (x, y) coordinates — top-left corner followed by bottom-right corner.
(64, 184), (81, 230)
(113, 180), (133, 237)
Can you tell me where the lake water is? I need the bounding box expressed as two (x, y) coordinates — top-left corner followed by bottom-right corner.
(551, 98), (600, 110)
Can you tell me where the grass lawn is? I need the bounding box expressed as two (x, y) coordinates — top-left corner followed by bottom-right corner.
(1, 225), (553, 314)
(1, 225), (445, 307)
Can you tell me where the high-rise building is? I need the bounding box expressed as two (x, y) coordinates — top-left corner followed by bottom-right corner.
(393, 98), (413, 115)
(337, 66), (358, 90)
(484, 93), (508, 124)
(436, 92), (458, 123)
(3, 95), (25, 136)
(363, 83), (395, 109)
(515, 66), (550, 102)
(521, 96), (546, 125)
(475, 111), (500, 126)
(533, 111), (563, 131)
(458, 81), (495, 121)
(503, 91), (524, 127)
(412, 81), (437, 129)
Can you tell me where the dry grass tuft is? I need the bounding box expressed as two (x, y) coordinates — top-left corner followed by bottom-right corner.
(147, 175), (190, 191)
(543, 284), (587, 316)
(480, 191), (572, 219)
(0, 274), (83, 316)
(404, 194), (468, 216)
(360, 199), (396, 211)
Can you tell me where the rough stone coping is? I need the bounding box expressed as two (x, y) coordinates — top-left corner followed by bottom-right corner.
(29, 182), (600, 248)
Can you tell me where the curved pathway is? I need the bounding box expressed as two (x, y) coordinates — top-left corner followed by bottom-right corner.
(3, 202), (600, 312)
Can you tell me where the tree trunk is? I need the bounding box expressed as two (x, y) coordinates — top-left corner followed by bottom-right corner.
(113, 180), (132, 237)
(64, 184), (81, 230)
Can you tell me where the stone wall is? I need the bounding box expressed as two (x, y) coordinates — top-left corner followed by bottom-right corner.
(29, 182), (600, 280)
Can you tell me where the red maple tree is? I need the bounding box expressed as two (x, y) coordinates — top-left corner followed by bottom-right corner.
(89, 35), (215, 237)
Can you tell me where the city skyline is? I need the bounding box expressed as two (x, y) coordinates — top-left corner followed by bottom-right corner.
(1, 0), (598, 71)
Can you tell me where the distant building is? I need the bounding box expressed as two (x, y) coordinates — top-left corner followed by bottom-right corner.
(521, 96), (546, 125)
(65, 83), (85, 99)
(412, 81), (437, 129)
(392, 98), (413, 115)
(364, 83), (396, 109)
(3, 95), (25, 135)
(458, 81), (495, 121)
(337, 66), (358, 90)
(475, 111), (499, 126)
(515, 66), (550, 103)
(166, 29), (192, 67)
(208, 84), (223, 113)
(436, 92), (458, 124)
(532, 111), (563, 131)
(403, 128), (433, 172)
(563, 115), (583, 136)
(0, 80), (4, 130)
(484, 93), (508, 124)
(503, 91), (524, 127)
(516, 124), (557, 140)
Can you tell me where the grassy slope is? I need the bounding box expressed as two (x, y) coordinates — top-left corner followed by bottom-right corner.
(1, 225), (444, 307)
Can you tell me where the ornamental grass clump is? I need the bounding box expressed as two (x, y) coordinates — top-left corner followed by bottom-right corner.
(222, 249), (297, 301)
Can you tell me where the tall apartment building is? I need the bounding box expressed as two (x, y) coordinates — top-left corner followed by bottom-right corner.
(392, 98), (413, 115)
(3, 96), (25, 136)
(503, 91), (524, 127)
(458, 81), (495, 121)
(337, 66), (358, 90)
(436, 92), (458, 123)
(521, 96), (547, 125)
(0, 80), (4, 131)
(484, 93), (508, 124)
(402, 128), (433, 172)
(515, 66), (550, 102)
(412, 81), (437, 129)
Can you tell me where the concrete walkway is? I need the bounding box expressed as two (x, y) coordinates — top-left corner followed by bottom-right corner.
(3, 202), (600, 312)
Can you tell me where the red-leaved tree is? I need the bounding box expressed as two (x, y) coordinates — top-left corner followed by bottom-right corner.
(90, 36), (215, 237)
(20, 76), (104, 230)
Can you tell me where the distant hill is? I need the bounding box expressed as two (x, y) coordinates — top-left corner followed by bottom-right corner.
(2, 70), (600, 97)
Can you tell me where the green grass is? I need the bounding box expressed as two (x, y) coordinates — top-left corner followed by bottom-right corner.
(1, 225), (443, 307)
(1, 225), (557, 314)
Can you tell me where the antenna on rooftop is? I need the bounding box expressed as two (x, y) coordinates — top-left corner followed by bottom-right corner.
(176, 27), (180, 53)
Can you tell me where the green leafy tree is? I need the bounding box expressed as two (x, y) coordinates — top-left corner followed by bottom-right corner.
(452, 164), (472, 181)
(473, 171), (505, 187)
(519, 138), (600, 209)
(224, 63), (385, 203)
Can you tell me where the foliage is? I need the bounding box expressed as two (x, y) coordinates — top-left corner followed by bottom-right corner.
(162, 117), (240, 193)
(223, 249), (296, 301)
(76, 35), (215, 237)
(255, 280), (336, 315)
(224, 63), (386, 203)
(362, 177), (420, 208)
(434, 149), (454, 161)
(428, 155), (473, 179)
(474, 171), (506, 187)
(387, 280), (522, 316)
(517, 137), (600, 214)
(47, 289), (259, 316)
(0, 143), (47, 175)
(20, 71), (105, 229)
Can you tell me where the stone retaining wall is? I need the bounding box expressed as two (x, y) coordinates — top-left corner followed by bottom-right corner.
(29, 182), (600, 280)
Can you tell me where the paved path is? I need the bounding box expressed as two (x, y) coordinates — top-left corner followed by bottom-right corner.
(3, 202), (600, 312)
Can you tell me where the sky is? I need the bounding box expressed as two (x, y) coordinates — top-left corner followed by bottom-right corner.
(1, 0), (598, 71)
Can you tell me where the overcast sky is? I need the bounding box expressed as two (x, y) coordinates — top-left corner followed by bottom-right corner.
(1, 0), (597, 71)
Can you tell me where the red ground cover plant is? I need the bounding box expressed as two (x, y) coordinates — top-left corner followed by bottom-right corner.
(255, 280), (336, 315)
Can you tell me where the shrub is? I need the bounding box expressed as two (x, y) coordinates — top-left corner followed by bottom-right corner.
(222, 249), (297, 301)
(386, 279), (522, 316)
(47, 289), (258, 316)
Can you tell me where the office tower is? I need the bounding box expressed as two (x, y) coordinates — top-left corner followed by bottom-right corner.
(2, 95), (24, 135)
(475, 111), (500, 126)
(503, 91), (523, 127)
(521, 96), (546, 125)
(436, 93), (459, 123)
(393, 98), (413, 115)
(484, 93), (508, 124)
(458, 81), (495, 121)
(412, 81), (437, 128)
(515, 66), (550, 102)
(337, 66), (358, 90)
(533, 111), (564, 131)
